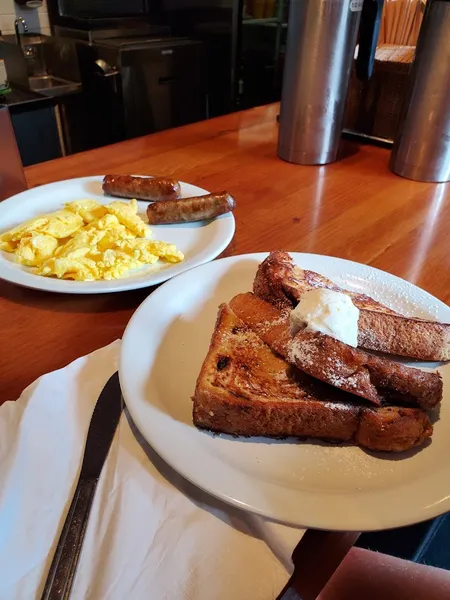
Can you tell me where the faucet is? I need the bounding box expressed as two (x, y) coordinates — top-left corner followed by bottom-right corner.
(14, 17), (28, 45)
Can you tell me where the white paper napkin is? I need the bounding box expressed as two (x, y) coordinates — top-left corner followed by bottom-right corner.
(0, 342), (304, 600)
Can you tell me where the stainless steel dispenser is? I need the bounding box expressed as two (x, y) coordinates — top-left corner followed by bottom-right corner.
(390, 0), (450, 183)
(278, 0), (384, 165)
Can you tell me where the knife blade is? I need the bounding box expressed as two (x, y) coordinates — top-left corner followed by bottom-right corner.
(40, 371), (123, 600)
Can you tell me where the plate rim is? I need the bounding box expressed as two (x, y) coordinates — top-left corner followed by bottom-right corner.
(120, 252), (450, 531)
(0, 175), (235, 295)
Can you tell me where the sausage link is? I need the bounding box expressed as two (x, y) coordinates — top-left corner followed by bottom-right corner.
(146, 192), (235, 224)
(102, 174), (181, 202)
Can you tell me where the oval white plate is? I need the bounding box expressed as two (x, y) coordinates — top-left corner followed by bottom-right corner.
(0, 176), (235, 294)
(120, 253), (450, 531)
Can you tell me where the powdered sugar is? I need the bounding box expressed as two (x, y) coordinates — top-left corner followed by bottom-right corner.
(286, 332), (370, 398)
(288, 335), (352, 381)
(287, 335), (315, 368)
(257, 313), (290, 334)
(321, 401), (357, 412)
(327, 372), (360, 389)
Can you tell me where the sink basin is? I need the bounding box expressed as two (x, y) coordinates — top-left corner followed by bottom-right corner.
(1, 33), (82, 97)
(1, 33), (50, 45)
(29, 75), (81, 97)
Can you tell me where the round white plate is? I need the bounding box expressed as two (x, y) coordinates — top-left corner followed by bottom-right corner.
(0, 176), (235, 294)
(120, 253), (450, 531)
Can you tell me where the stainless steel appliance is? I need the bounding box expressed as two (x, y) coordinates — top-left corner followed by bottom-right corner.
(57, 30), (206, 152)
(277, 0), (384, 165)
(390, 0), (450, 183)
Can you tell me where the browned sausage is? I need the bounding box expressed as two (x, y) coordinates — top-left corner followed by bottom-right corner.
(146, 192), (236, 224)
(102, 174), (181, 202)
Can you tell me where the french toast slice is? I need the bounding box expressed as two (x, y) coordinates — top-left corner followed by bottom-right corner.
(254, 251), (450, 361)
(192, 304), (433, 452)
(229, 293), (443, 410)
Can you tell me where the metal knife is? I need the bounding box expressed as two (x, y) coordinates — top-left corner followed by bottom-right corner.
(40, 371), (123, 600)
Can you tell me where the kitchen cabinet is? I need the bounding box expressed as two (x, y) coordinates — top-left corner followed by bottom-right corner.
(2, 88), (62, 166)
(11, 102), (62, 167)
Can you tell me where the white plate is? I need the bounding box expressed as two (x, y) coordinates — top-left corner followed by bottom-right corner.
(120, 253), (450, 531)
(0, 176), (235, 294)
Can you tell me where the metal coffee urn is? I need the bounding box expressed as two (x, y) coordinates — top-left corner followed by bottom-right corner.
(390, 0), (450, 183)
(278, 0), (384, 165)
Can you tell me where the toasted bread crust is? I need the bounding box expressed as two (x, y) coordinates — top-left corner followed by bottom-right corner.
(229, 293), (443, 410)
(254, 251), (450, 361)
(192, 304), (433, 452)
(358, 310), (450, 361)
(253, 251), (397, 313)
(356, 407), (432, 452)
(194, 389), (432, 452)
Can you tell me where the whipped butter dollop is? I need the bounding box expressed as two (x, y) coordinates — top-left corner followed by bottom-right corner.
(289, 288), (360, 347)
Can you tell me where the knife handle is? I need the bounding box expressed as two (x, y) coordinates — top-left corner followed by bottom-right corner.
(276, 530), (360, 600)
(40, 477), (98, 600)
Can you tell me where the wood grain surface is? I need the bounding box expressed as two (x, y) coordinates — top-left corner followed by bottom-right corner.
(1, 103), (449, 403)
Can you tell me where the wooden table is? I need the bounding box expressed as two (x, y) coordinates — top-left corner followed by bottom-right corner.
(3, 104), (449, 403)
(1, 103), (449, 598)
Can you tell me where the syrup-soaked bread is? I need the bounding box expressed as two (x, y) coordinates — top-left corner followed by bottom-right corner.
(229, 293), (442, 410)
(192, 304), (433, 452)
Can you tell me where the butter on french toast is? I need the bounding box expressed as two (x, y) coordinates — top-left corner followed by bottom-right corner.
(192, 303), (433, 452)
(229, 293), (443, 411)
(254, 251), (450, 362)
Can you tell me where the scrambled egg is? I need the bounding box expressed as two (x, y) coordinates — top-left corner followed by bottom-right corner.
(0, 199), (184, 281)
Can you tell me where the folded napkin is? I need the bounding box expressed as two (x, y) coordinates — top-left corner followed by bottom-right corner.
(0, 342), (304, 600)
